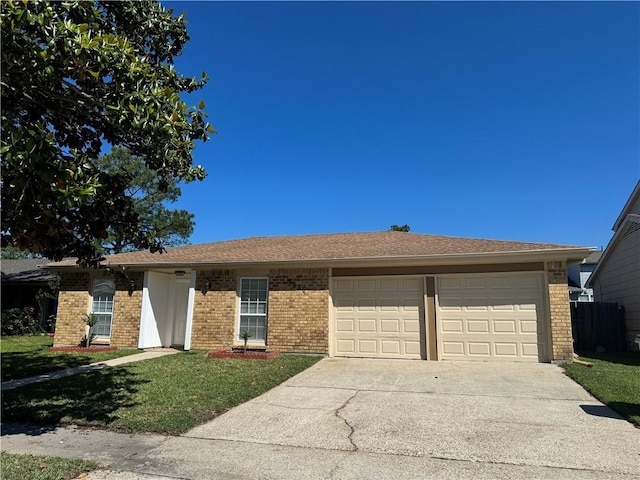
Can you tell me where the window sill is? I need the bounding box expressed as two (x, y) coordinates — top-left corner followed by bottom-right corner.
(91, 338), (111, 345)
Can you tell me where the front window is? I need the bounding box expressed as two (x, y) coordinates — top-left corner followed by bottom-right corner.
(238, 278), (268, 343)
(91, 279), (115, 339)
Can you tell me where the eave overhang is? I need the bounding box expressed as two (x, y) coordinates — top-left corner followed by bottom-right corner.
(44, 247), (595, 274)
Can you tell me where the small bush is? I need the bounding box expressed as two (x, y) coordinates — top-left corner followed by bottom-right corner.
(1, 307), (43, 336)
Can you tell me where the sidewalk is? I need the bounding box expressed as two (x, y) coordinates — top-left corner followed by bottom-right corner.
(0, 350), (178, 391)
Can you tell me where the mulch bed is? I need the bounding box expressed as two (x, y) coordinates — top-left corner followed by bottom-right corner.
(207, 350), (280, 359)
(49, 346), (118, 353)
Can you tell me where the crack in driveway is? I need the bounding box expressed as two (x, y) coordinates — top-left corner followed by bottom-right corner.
(334, 391), (359, 452)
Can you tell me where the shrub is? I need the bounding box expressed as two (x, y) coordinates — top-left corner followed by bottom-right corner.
(1, 307), (43, 336)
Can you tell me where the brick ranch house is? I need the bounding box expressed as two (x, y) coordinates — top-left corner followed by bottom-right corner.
(46, 231), (593, 363)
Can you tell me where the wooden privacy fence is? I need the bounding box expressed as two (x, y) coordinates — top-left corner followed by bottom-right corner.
(570, 302), (627, 352)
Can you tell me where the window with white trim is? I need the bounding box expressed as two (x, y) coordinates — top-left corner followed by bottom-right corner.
(91, 279), (115, 339)
(238, 278), (268, 342)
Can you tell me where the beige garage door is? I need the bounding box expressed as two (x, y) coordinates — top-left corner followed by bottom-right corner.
(332, 277), (423, 358)
(437, 274), (548, 362)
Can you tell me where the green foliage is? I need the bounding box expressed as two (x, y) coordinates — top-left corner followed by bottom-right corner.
(0, 335), (140, 381)
(0, 246), (36, 259)
(95, 147), (194, 252)
(1, 352), (323, 434)
(84, 313), (98, 327)
(0, 452), (98, 480)
(240, 329), (252, 353)
(1, 307), (43, 336)
(563, 352), (640, 425)
(390, 224), (411, 232)
(1, 0), (215, 267)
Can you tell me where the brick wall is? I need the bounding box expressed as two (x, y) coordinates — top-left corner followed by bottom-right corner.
(546, 261), (573, 362)
(267, 268), (330, 354)
(190, 269), (238, 350)
(54, 272), (91, 346)
(110, 272), (144, 348)
(189, 268), (330, 353)
(54, 271), (143, 348)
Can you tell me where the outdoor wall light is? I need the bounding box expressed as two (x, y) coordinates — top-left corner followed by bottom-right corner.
(174, 270), (186, 277)
(203, 278), (212, 295)
(128, 279), (136, 296)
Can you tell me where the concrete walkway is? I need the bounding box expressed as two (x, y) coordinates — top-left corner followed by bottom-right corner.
(2, 358), (638, 480)
(1, 349), (178, 391)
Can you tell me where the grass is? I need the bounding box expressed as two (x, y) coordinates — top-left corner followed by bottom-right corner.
(0, 335), (140, 382)
(1, 351), (322, 434)
(562, 351), (640, 426)
(0, 452), (98, 480)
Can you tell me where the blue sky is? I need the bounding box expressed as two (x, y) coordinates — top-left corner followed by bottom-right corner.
(164, 1), (638, 250)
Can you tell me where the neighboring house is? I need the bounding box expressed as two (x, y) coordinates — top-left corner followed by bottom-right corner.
(1, 258), (58, 325)
(567, 251), (603, 302)
(46, 231), (592, 363)
(587, 181), (640, 348)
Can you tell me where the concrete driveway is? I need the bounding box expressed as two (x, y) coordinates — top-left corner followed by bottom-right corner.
(144, 358), (638, 479)
(3, 358), (639, 479)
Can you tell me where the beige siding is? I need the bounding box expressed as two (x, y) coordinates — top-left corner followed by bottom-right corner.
(593, 228), (640, 343)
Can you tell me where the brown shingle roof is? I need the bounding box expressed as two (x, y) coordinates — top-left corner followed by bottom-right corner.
(47, 231), (588, 268)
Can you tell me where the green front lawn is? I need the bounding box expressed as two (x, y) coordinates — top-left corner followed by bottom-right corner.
(0, 335), (140, 382)
(1, 351), (322, 434)
(0, 452), (98, 480)
(563, 351), (640, 425)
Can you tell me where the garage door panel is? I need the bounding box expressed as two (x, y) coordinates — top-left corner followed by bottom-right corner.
(336, 319), (354, 333)
(336, 339), (355, 354)
(332, 277), (424, 359)
(405, 341), (421, 355)
(521, 343), (539, 357)
(437, 274), (548, 362)
(333, 297), (355, 310)
(379, 279), (399, 291)
(492, 303), (516, 311)
(442, 342), (465, 355)
(404, 319), (420, 333)
(464, 278), (487, 290)
(358, 340), (377, 353)
(468, 319), (490, 333)
(380, 319), (400, 333)
(439, 277), (462, 290)
(381, 340), (401, 354)
(441, 319), (464, 333)
(358, 319), (376, 332)
(334, 280), (354, 292)
(402, 278), (423, 291)
(493, 320), (516, 333)
(468, 342), (491, 356)
(494, 343), (519, 357)
(380, 298), (400, 311)
(356, 299), (376, 311)
(357, 280), (375, 291)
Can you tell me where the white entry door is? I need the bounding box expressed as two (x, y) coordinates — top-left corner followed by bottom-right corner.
(172, 280), (189, 346)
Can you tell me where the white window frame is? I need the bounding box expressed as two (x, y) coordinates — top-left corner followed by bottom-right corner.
(90, 279), (115, 340)
(236, 277), (269, 345)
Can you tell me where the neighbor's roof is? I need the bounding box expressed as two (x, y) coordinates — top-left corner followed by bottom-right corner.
(612, 180), (640, 232)
(1, 258), (55, 283)
(46, 231), (593, 269)
(581, 250), (603, 264)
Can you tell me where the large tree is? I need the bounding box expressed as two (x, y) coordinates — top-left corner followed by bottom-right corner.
(1, 0), (215, 267)
(96, 147), (195, 253)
